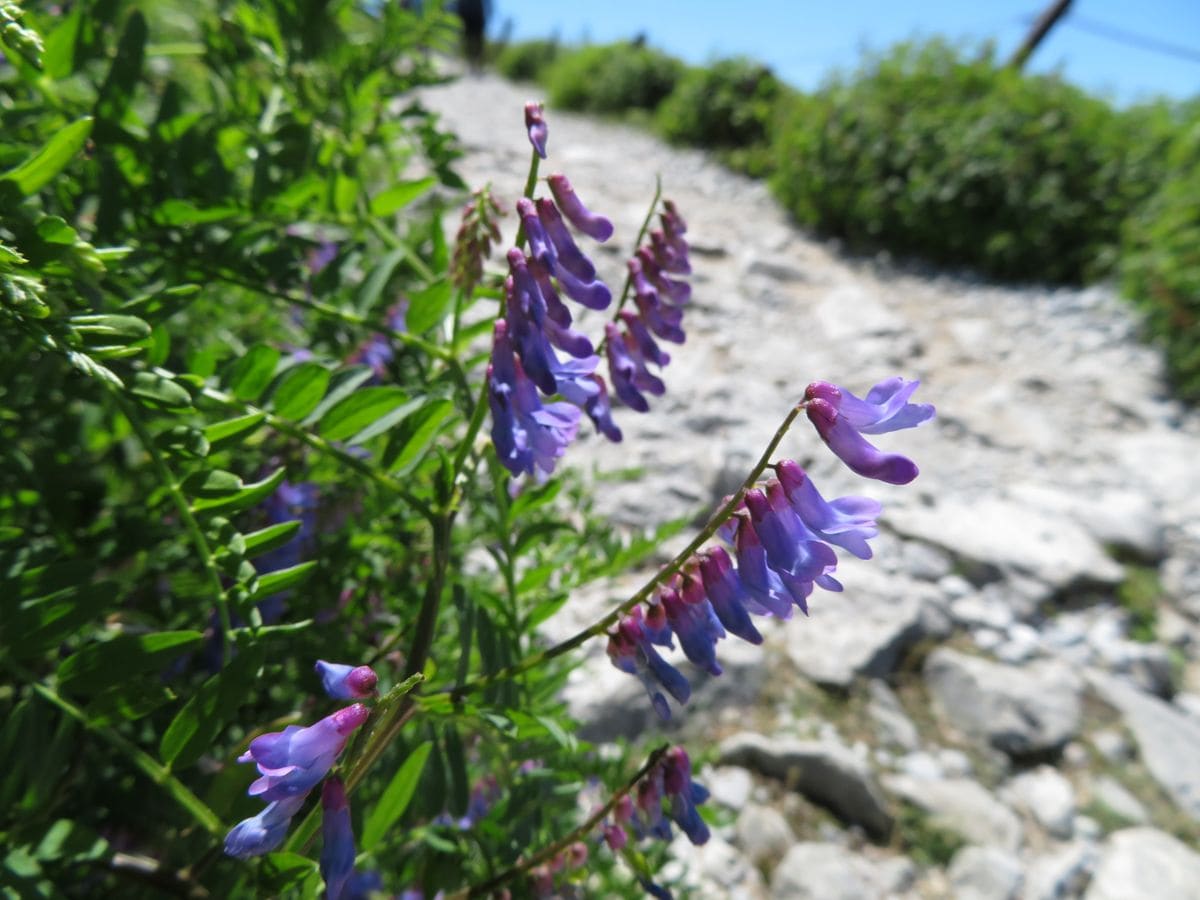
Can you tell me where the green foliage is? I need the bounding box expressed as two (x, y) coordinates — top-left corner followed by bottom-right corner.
(771, 39), (1174, 284)
(494, 37), (561, 82)
(545, 41), (683, 115)
(896, 802), (966, 867)
(1, 1), (667, 896)
(656, 57), (784, 176)
(1116, 565), (1163, 643)
(1120, 117), (1200, 400)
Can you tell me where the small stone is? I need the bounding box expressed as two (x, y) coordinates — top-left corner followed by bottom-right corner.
(770, 844), (909, 900)
(947, 845), (1023, 900)
(1024, 841), (1099, 900)
(866, 680), (921, 751)
(897, 751), (944, 781)
(1090, 729), (1133, 763)
(1003, 766), (1076, 839)
(1090, 776), (1149, 826)
(735, 804), (796, 870)
(706, 766), (755, 811)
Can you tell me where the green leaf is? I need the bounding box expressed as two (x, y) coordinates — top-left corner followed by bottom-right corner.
(250, 561), (316, 601)
(319, 386), (409, 441)
(153, 200), (241, 225)
(4, 581), (120, 660)
(345, 396), (422, 446)
(228, 345), (281, 402)
(271, 362), (331, 420)
(160, 645), (263, 769)
(242, 521), (303, 557)
(70, 314), (152, 342)
(130, 371), (192, 408)
(155, 425), (209, 459)
(36, 216), (78, 245)
(43, 7), (83, 79)
(181, 469), (242, 498)
(301, 367), (374, 426)
(369, 176), (436, 217)
(0, 117), (93, 196)
(85, 680), (176, 726)
(387, 399), (455, 474)
(56, 631), (204, 697)
(203, 413), (265, 450)
(190, 467), (286, 514)
(355, 247), (406, 315)
(361, 741), (433, 851)
(405, 280), (454, 334)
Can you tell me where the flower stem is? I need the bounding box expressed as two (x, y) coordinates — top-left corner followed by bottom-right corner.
(118, 397), (233, 661)
(595, 174), (662, 358)
(450, 744), (670, 898)
(451, 401), (805, 698)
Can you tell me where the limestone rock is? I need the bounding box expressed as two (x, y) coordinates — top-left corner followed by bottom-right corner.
(770, 844), (912, 900)
(1092, 674), (1200, 822)
(735, 804), (796, 870)
(1003, 766), (1077, 839)
(925, 648), (1083, 758)
(718, 731), (893, 839)
(886, 775), (1023, 851)
(1085, 828), (1200, 900)
(948, 845), (1024, 900)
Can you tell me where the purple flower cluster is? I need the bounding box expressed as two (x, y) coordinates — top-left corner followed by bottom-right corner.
(224, 659), (378, 864)
(348, 301), (408, 381)
(608, 201), (691, 413)
(607, 378), (933, 718)
(490, 105), (696, 484)
(590, 746), (709, 900)
(320, 777), (356, 900)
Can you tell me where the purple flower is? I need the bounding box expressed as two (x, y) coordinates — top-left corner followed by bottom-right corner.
(224, 793), (308, 859)
(529, 261), (595, 358)
(662, 747), (710, 846)
(805, 397), (919, 485)
(607, 608), (691, 719)
(619, 310), (671, 367)
(776, 459), (880, 560)
(660, 584), (724, 676)
(734, 521), (802, 617)
(694, 549), (762, 645)
(536, 198), (596, 281)
(488, 321), (582, 480)
(582, 374), (623, 442)
(315, 661), (378, 700)
(547, 174), (614, 242)
(605, 323), (650, 413)
(744, 487), (840, 591)
(807, 377), (935, 434)
(238, 704), (370, 803)
(320, 778), (356, 900)
(524, 101), (548, 159)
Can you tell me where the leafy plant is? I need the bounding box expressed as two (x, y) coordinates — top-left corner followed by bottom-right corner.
(545, 41), (683, 115)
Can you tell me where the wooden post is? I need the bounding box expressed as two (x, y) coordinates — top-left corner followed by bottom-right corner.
(1009, 0), (1074, 69)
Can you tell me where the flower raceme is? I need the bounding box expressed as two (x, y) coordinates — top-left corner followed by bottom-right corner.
(224, 684), (371, 859)
(315, 660), (379, 700)
(607, 378), (934, 718)
(487, 103), (695, 483)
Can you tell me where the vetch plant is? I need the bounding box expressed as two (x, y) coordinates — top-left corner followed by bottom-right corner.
(1, 6), (934, 894)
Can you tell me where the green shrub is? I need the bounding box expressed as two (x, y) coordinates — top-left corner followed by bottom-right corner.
(1121, 118), (1200, 400)
(770, 39), (1168, 283)
(656, 57), (784, 176)
(545, 42), (683, 114)
(494, 38), (560, 82)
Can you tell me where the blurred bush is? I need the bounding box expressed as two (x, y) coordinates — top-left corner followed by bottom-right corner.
(1121, 116), (1200, 399)
(770, 40), (1171, 284)
(494, 37), (561, 82)
(544, 41), (683, 114)
(655, 57), (784, 176)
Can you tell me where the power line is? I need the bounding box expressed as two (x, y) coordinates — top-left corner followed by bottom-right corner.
(1062, 13), (1200, 65)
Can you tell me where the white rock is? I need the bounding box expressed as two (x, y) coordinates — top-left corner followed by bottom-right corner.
(1023, 841), (1099, 900)
(1090, 776), (1148, 826)
(925, 648), (1084, 758)
(1085, 828), (1200, 900)
(866, 679), (921, 751)
(664, 831), (767, 900)
(706, 765), (755, 811)
(1004, 766), (1077, 839)
(948, 845), (1024, 900)
(770, 844), (911, 900)
(735, 804), (796, 870)
(886, 775), (1024, 851)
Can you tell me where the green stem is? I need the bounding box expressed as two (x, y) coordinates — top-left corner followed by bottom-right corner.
(25, 678), (223, 837)
(451, 744), (670, 899)
(119, 397), (233, 660)
(451, 401), (805, 698)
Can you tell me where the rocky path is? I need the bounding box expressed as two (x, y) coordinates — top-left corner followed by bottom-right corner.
(419, 73), (1200, 899)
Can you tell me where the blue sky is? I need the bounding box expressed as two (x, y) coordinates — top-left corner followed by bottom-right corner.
(489, 0), (1200, 104)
